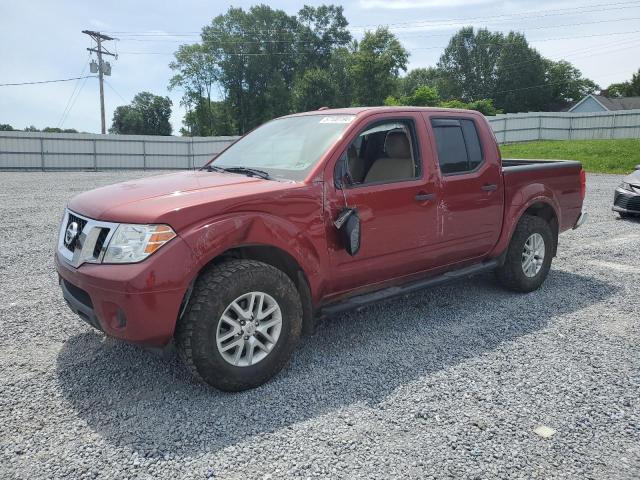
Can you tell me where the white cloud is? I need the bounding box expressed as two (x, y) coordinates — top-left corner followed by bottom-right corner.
(359, 0), (495, 9)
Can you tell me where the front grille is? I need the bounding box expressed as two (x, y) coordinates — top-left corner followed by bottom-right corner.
(614, 191), (640, 212)
(64, 213), (88, 252)
(93, 228), (110, 258)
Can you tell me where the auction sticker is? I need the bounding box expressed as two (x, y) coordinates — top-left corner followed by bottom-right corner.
(319, 116), (355, 124)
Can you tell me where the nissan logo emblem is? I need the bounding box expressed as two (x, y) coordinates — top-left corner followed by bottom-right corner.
(65, 221), (79, 245)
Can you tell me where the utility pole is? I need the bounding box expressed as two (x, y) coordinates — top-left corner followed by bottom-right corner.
(82, 30), (116, 134)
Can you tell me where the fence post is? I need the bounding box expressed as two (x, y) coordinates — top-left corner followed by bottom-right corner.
(538, 115), (543, 141)
(568, 115), (573, 140)
(610, 112), (617, 139)
(40, 136), (45, 171)
(93, 139), (97, 171)
(188, 138), (193, 170)
(142, 140), (147, 170)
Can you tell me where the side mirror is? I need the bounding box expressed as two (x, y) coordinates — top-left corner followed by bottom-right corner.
(334, 208), (361, 256)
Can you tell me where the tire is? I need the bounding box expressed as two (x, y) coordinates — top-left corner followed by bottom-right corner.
(175, 259), (302, 391)
(496, 214), (554, 293)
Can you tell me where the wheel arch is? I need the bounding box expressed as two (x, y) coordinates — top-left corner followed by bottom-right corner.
(182, 244), (316, 336)
(521, 201), (559, 257)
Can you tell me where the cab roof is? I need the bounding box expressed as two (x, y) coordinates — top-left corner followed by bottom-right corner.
(282, 106), (482, 118)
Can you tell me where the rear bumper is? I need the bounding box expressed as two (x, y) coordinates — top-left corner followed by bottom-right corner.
(613, 187), (640, 214)
(55, 236), (195, 346)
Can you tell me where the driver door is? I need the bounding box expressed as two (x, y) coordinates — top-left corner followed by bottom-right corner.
(324, 113), (439, 297)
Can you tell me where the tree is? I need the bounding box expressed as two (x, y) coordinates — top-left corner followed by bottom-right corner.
(398, 68), (440, 97)
(384, 85), (501, 115)
(544, 60), (598, 109)
(494, 32), (549, 113)
(384, 86), (439, 107)
(437, 27), (504, 102)
(42, 127), (78, 133)
(292, 68), (338, 111)
(296, 5), (351, 70)
(24, 126), (39, 132)
(0, 124), (14, 131)
(606, 69), (640, 97)
(350, 27), (409, 106)
(169, 43), (220, 136)
(110, 92), (172, 135)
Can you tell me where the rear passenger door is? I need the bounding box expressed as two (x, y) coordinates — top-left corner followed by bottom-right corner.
(423, 113), (503, 264)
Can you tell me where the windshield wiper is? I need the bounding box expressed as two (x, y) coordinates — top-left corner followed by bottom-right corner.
(215, 166), (272, 180)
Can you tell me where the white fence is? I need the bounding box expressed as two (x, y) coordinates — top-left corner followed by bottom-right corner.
(0, 131), (239, 170)
(487, 109), (640, 143)
(2, 109), (640, 170)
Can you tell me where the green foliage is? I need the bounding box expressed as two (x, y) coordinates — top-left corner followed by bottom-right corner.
(350, 27), (409, 106)
(606, 69), (640, 97)
(42, 127), (79, 133)
(0, 124), (14, 131)
(501, 139), (640, 174)
(398, 68), (440, 97)
(167, 9), (603, 132)
(437, 27), (503, 102)
(292, 68), (337, 111)
(110, 92), (172, 136)
(494, 32), (548, 113)
(384, 86), (439, 107)
(24, 126), (39, 132)
(545, 60), (598, 108)
(384, 86), (501, 115)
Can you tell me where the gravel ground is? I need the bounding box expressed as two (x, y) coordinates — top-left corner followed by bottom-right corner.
(1, 171), (639, 480)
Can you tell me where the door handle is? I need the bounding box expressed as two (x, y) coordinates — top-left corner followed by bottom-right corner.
(415, 193), (434, 202)
(481, 184), (498, 191)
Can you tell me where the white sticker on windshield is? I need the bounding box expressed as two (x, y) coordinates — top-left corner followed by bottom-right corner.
(319, 116), (355, 124)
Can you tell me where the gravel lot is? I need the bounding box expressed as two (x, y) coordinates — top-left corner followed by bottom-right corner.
(1, 171), (639, 480)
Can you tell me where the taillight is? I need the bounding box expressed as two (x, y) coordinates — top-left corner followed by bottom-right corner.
(580, 168), (586, 201)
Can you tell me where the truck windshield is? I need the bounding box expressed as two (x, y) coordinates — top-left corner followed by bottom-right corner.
(211, 114), (356, 181)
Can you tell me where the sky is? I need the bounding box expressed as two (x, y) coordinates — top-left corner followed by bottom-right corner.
(1, 0), (639, 134)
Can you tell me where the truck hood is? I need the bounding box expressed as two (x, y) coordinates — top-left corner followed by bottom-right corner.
(68, 170), (301, 229)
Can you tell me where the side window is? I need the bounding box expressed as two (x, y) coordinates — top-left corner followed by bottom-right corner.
(431, 118), (484, 175)
(336, 120), (421, 187)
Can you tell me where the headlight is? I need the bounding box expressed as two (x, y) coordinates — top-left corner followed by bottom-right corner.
(103, 224), (176, 263)
(619, 182), (634, 192)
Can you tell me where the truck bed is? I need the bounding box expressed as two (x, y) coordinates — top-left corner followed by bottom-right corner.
(501, 158), (584, 232)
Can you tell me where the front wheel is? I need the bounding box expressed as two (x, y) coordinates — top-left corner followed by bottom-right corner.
(176, 259), (302, 391)
(496, 215), (554, 293)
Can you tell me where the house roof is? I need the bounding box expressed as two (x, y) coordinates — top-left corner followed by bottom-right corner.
(589, 95), (640, 111)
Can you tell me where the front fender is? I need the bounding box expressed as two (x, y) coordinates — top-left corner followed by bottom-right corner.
(178, 212), (327, 302)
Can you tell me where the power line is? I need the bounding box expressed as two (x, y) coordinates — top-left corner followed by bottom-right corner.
(104, 0), (640, 38)
(117, 29), (640, 56)
(103, 79), (127, 103)
(0, 75), (95, 87)
(59, 75), (91, 129)
(58, 55), (90, 128)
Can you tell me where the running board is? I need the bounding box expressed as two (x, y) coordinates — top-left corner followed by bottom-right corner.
(319, 260), (499, 317)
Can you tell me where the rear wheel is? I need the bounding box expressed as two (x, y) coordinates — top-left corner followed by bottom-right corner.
(176, 259), (302, 391)
(496, 215), (554, 293)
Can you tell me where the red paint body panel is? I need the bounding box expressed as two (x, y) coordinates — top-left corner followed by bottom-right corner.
(56, 107), (585, 346)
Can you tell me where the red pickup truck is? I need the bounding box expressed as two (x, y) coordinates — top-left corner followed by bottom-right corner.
(56, 107), (587, 391)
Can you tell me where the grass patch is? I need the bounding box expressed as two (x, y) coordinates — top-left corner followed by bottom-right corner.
(500, 139), (640, 174)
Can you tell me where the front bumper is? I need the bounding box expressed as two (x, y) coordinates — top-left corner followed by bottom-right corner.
(55, 236), (195, 346)
(613, 187), (640, 214)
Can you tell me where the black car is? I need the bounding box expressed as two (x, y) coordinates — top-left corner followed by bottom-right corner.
(613, 165), (640, 218)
